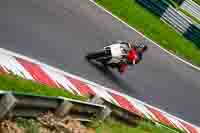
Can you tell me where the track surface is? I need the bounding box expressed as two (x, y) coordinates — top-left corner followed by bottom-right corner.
(0, 0), (200, 125)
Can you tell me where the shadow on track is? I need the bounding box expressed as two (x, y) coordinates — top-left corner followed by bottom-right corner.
(87, 60), (138, 96)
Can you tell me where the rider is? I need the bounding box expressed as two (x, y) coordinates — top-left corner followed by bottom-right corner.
(86, 40), (148, 73)
(116, 41), (148, 73)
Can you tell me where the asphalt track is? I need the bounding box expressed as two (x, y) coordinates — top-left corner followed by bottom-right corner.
(0, 0), (200, 125)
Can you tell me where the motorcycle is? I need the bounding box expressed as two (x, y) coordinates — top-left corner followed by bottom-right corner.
(85, 40), (148, 71)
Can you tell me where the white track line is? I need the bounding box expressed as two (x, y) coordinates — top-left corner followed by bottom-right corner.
(88, 0), (200, 71)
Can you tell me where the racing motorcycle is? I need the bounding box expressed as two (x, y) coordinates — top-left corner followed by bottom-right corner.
(85, 40), (133, 70)
(85, 40), (147, 70)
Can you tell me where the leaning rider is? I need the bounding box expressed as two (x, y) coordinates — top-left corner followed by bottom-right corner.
(116, 41), (148, 73)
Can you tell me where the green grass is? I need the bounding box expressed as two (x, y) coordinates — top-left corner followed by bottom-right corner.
(0, 74), (85, 100)
(96, 0), (200, 66)
(96, 118), (183, 133)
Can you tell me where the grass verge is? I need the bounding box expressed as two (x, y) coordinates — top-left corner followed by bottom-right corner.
(96, 0), (200, 66)
(12, 117), (183, 133)
(96, 117), (184, 133)
(0, 74), (182, 133)
(0, 74), (85, 100)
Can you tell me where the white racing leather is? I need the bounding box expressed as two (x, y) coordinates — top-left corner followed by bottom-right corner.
(104, 43), (129, 64)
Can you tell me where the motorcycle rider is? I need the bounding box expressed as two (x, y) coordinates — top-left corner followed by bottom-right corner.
(117, 41), (148, 73)
(86, 40), (148, 73)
